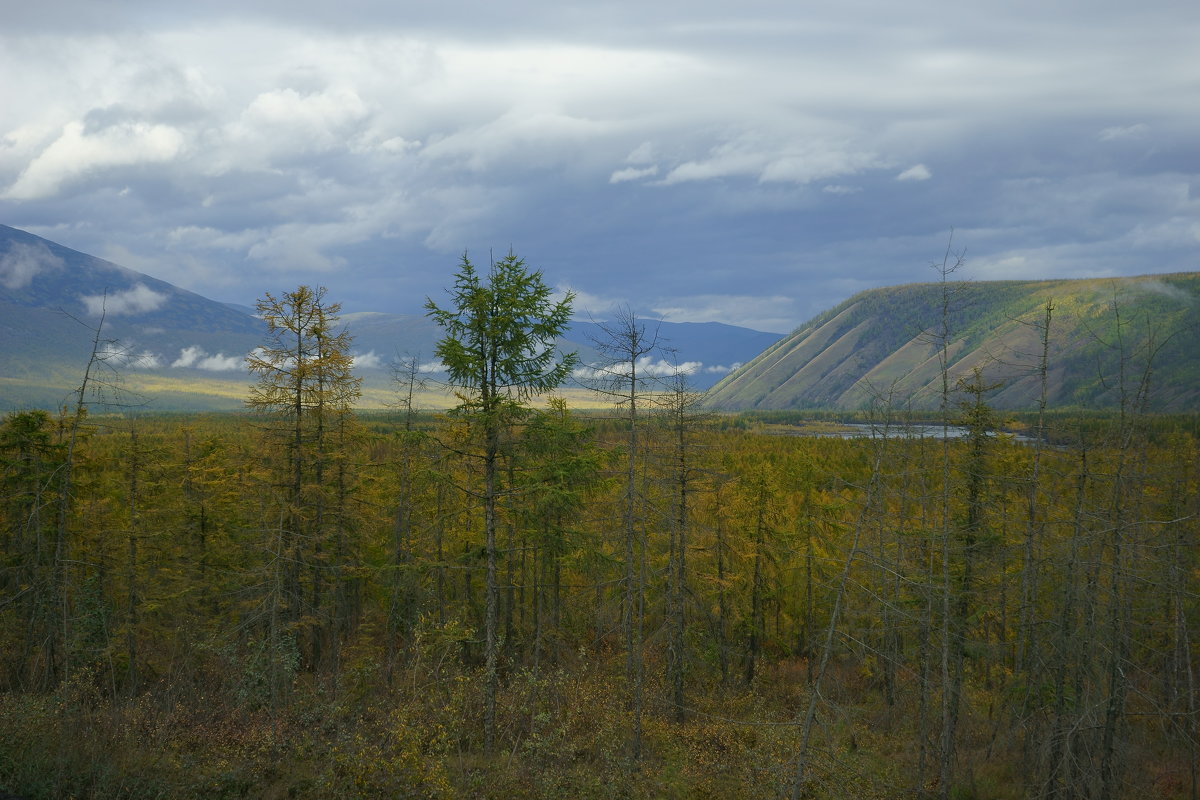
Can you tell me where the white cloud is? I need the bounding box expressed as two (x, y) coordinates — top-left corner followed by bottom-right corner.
(625, 142), (655, 164)
(96, 341), (134, 365)
(419, 109), (618, 172)
(195, 352), (244, 371)
(171, 345), (203, 368)
(0, 241), (63, 289)
(661, 140), (767, 185)
(574, 356), (701, 380)
(968, 254), (1041, 280)
(171, 345), (244, 371)
(896, 163), (932, 181)
(759, 150), (881, 184)
(3, 120), (184, 199)
(221, 86), (370, 168)
(659, 134), (881, 187)
(1129, 278), (1193, 305)
(351, 350), (382, 369)
(90, 340), (158, 369)
(705, 362), (741, 374)
(80, 283), (169, 316)
(1099, 123), (1150, 141)
(131, 350), (161, 369)
(0, 6), (1196, 338)
(651, 294), (795, 333)
(562, 286), (630, 321)
(610, 165), (658, 183)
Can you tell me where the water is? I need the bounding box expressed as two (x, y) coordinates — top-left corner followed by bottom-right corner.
(768, 422), (1040, 443)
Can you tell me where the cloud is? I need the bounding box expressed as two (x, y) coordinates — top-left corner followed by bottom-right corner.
(896, 164), (932, 181)
(351, 350), (383, 369)
(222, 86), (371, 168)
(91, 340), (159, 369)
(705, 362), (741, 374)
(1099, 123), (1150, 141)
(0, 241), (63, 289)
(1128, 278), (1194, 305)
(625, 142), (655, 164)
(171, 345), (244, 371)
(80, 283), (169, 316)
(650, 294), (795, 333)
(3, 120), (184, 199)
(574, 356), (701, 380)
(968, 254), (1043, 281)
(661, 140), (767, 185)
(610, 165), (658, 183)
(562, 287), (631, 321)
(95, 341), (133, 365)
(246, 235), (348, 272)
(131, 350), (162, 369)
(171, 345), (203, 368)
(195, 352), (244, 371)
(658, 133), (881, 187)
(0, 5), (1196, 336)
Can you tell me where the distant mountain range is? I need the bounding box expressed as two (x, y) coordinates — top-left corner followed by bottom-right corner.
(0, 225), (783, 411)
(7, 223), (1194, 415)
(704, 273), (1200, 412)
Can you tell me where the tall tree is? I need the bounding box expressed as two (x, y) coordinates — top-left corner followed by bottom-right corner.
(587, 306), (660, 764)
(0, 410), (65, 690)
(245, 285), (361, 680)
(662, 372), (705, 722)
(425, 251), (577, 754)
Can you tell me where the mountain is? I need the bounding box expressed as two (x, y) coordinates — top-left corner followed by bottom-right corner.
(0, 225), (782, 410)
(703, 274), (1200, 412)
(0, 224), (266, 410)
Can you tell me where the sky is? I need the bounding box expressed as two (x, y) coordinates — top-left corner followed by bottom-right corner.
(1, 1), (1197, 333)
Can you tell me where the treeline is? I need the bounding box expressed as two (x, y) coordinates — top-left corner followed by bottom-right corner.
(0, 265), (1197, 798)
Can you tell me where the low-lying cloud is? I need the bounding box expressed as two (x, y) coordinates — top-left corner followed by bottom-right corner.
(172, 345), (245, 371)
(574, 356), (702, 381)
(95, 341), (161, 369)
(0, 241), (63, 290)
(704, 362), (742, 375)
(81, 283), (168, 317)
(1129, 278), (1194, 305)
(351, 350), (382, 369)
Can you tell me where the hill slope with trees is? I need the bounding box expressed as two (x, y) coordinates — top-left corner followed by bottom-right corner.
(704, 272), (1200, 411)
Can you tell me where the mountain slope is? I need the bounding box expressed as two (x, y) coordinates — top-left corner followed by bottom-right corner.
(0, 225), (782, 410)
(703, 273), (1200, 412)
(0, 224), (265, 408)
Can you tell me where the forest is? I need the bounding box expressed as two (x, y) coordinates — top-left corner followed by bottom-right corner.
(0, 255), (1197, 800)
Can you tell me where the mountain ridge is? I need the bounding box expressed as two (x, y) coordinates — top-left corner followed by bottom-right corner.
(0, 225), (782, 410)
(704, 273), (1200, 412)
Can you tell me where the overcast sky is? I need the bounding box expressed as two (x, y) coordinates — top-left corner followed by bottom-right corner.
(1, 1), (1196, 332)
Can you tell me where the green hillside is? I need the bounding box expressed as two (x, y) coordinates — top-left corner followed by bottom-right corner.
(703, 273), (1200, 411)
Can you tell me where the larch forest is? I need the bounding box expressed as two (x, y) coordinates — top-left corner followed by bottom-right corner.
(0, 253), (1197, 800)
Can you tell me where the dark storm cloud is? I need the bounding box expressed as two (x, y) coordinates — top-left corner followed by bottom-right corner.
(1, 0), (1196, 331)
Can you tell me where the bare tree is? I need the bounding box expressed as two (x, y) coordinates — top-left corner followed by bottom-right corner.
(586, 305), (661, 765)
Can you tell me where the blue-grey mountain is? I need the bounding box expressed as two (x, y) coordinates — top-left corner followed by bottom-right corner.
(0, 225), (783, 410)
